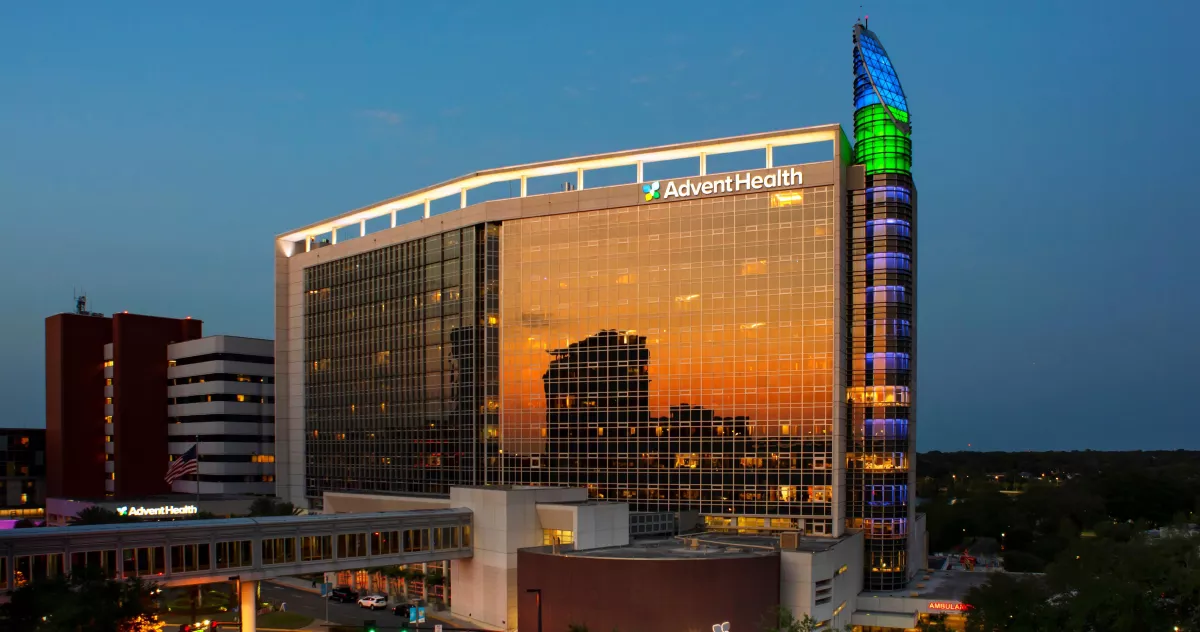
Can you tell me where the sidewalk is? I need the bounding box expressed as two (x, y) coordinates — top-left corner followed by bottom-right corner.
(269, 576), (323, 595)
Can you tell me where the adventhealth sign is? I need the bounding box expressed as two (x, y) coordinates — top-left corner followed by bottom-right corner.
(115, 504), (199, 517)
(651, 167), (805, 201)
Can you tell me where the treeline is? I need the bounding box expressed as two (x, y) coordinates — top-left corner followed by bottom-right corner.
(917, 450), (1200, 571)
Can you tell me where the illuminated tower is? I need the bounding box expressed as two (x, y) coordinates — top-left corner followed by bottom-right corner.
(848, 21), (917, 591)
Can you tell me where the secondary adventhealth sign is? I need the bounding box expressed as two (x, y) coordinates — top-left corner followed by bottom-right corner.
(654, 167), (805, 201)
(116, 504), (199, 518)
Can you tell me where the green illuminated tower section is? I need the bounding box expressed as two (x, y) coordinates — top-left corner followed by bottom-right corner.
(849, 21), (917, 592)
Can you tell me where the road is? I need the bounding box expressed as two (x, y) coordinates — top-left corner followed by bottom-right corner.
(260, 581), (458, 630)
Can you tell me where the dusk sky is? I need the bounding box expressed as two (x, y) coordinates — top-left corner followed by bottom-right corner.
(1, 1), (1195, 451)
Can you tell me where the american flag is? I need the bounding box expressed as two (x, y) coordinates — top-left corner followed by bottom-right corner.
(165, 444), (199, 485)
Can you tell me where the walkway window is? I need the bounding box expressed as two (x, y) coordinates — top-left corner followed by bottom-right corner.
(434, 526), (460, 550)
(39, 554), (65, 581)
(15, 556), (30, 587)
(216, 540), (252, 569)
(371, 530), (401, 555)
(70, 550), (117, 577)
(171, 544), (211, 573)
(17, 554), (65, 583)
(461, 525), (471, 547)
(301, 535), (333, 562)
(337, 533), (367, 558)
(123, 547), (165, 577)
(262, 537), (297, 565)
(403, 528), (429, 553)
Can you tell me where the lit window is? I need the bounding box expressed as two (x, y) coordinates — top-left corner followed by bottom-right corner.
(236, 395), (246, 402)
(19, 494), (27, 504)
(542, 529), (573, 545)
(103, 360), (114, 368)
(104, 397), (112, 405)
(808, 486), (833, 503)
(105, 378), (112, 386)
(771, 191), (804, 207)
(674, 454), (700, 468)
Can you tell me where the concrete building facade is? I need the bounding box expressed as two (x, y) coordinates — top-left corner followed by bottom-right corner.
(167, 336), (276, 495)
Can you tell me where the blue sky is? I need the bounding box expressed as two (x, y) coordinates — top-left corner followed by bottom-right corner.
(1, 1), (1195, 450)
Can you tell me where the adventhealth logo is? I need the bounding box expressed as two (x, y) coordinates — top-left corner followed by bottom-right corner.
(656, 168), (804, 200)
(110, 505), (198, 518)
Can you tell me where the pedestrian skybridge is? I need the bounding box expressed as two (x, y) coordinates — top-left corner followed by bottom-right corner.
(0, 508), (473, 589)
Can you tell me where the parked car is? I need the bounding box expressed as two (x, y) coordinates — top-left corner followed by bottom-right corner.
(358, 594), (388, 610)
(392, 603), (412, 618)
(328, 586), (359, 603)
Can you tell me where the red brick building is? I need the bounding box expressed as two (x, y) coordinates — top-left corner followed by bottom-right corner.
(518, 544), (781, 632)
(45, 311), (202, 498)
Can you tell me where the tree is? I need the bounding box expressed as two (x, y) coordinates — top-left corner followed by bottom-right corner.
(1000, 550), (1045, 573)
(13, 518), (37, 528)
(964, 573), (1061, 632)
(69, 506), (134, 526)
(118, 614), (165, 632)
(762, 606), (819, 632)
(966, 532), (1200, 631)
(248, 497), (303, 517)
(0, 566), (161, 631)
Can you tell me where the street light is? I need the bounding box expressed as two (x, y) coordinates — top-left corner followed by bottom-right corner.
(527, 588), (543, 632)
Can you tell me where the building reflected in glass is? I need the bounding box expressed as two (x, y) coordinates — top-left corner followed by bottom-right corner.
(501, 188), (841, 535)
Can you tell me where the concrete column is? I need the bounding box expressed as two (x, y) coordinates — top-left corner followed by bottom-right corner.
(766, 144), (774, 168)
(636, 160), (644, 183)
(305, 236), (312, 252)
(422, 562), (429, 601)
(460, 189), (467, 208)
(520, 176), (527, 197)
(331, 228), (337, 245)
(424, 199), (431, 219)
(240, 579), (257, 632)
(576, 168), (584, 190)
(699, 152), (707, 175)
(391, 209), (398, 228)
(359, 219), (366, 237)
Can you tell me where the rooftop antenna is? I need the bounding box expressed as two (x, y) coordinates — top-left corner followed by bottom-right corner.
(73, 288), (103, 317)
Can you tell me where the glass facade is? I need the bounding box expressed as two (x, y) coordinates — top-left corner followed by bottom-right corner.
(853, 24), (912, 176)
(283, 20), (918, 597)
(499, 188), (842, 534)
(852, 22), (916, 591)
(302, 224), (500, 506)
